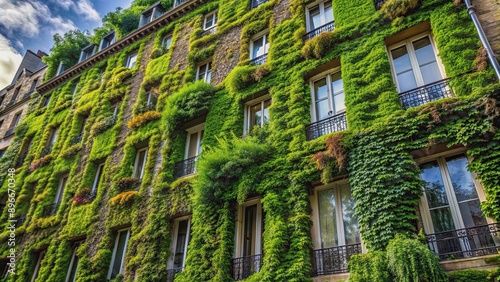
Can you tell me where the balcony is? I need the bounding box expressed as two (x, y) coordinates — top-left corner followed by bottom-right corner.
(69, 134), (83, 146)
(42, 202), (60, 217)
(40, 145), (53, 157)
(311, 243), (362, 277)
(426, 223), (500, 260)
(303, 21), (335, 41)
(231, 254), (262, 280)
(174, 156), (197, 178)
(3, 127), (15, 138)
(250, 54), (267, 66)
(399, 78), (453, 109)
(374, 0), (387, 9)
(305, 112), (347, 141)
(15, 152), (28, 168)
(166, 268), (182, 282)
(251, 0), (269, 9)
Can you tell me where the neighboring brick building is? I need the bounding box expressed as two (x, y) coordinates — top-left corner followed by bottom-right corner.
(0, 0), (499, 282)
(0, 50), (46, 159)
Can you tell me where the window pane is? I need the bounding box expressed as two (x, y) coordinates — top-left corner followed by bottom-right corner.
(429, 207), (456, 232)
(445, 156), (478, 202)
(314, 78), (328, 100)
(174, 220), (189, 268)
(421, 161), (449, 208)
(316, 99), (330, 121)
(111, 231), (128, 278)
(135, 150), (146, 178)
(324, 2), (334, 23)
(188, 133), (198, 158)
(250, 103), (262, 128)
(252, 37), (264, 58)
(396, 71), (418, 92)
(330, 73), (345, 114)
(263, 99), (271, 125)
(309, 5), (321, 30)
(340, 185), (360, 245)
(243, 205), (257, 256)
(413, 37), (442, 84)
(67, 250), (79, 282)
(206, 63), (212, 83)
(163, 37), (172, 49)
(198, 130), (204, 154)
(197, 65), (206, 81)
(317, 189), (338, 248)
(459, 199), (487, 228)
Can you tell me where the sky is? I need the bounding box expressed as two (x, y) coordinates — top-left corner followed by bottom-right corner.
(0, 0), (133, 89)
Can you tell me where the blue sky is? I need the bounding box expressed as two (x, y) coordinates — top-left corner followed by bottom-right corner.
(0, 0), (133, 88)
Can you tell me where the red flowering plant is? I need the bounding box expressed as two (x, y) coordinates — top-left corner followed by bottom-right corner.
(72, 188), (93, 206)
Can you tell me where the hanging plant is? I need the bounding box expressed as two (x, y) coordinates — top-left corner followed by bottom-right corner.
(381, 0), (422, 20)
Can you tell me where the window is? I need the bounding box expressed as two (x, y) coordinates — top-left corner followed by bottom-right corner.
(99, 32), (116, 51)
(47, 127), (59, 147)
(54, 175), (68, 205)
(250, 33), (270, 64)
(10, 111), (22, 129)
(91, 163), (105, 195)
(162, 35), (172, 49)
(174, 0), (187, 7)
(41, 95), (51, 107)
(134, 148), (148, 179)
(30, 78), (39, 92)
(306, 1), (334, 32)
(11, 86), (21, 103)
(168, 217), (191, 271)
(30, 250), (46, 282)
(79, 44), (95, 62)
(126, 53), (138, 69)
(388, 33), (444, 93)
(310, 181), (361, 276)
(244, 96), (271, 133)
(310, 70), (345, 122)
(71, 79), (79, 96)
(185, 124), (204, 160)
(56, 62), (65, 76)
(196, 62), (212, 83)
(204, 11), (217, 30)
(108, 229), (130, 279)
(65, 241), (82, 282)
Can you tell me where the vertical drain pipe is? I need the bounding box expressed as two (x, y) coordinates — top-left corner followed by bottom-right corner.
(463, 0), (500, 80)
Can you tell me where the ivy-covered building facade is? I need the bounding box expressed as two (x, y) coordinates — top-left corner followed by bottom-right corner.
(1, 0), (500, 281)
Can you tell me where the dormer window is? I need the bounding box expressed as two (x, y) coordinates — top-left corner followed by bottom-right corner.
(99, 31), (116, 51)
(174, 0), (187, 8)
(30, 78), (39, 92)
(56, 62), (65, 76)
(79, 44), (96, 62)
(139, 3), (165, 27)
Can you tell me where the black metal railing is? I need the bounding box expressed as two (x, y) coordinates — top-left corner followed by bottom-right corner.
(426, 223), (500, 260)
(305, 112), (347, 140)
(374, 0), (387, 9)
(399, 78), (453, 109)
(3, 127), (15, 138)
(15, 152), (28, 168)
(250, 54), (267, 66)
(69, 134), (82, 146)
(251, 0), (269, 9)
(166, 268), (182, 282)
(304, 21), (335, 41)
(42, 202), (60, 217)
(40, 145), (53, 157)
(311, 243), (362, 277)
(231, 254), (262, 280)
(174, 156), (198, 178)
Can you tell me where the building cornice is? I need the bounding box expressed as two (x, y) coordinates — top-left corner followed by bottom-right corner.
(36, 0), (209, 94)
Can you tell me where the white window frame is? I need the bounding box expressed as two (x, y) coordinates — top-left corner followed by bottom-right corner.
(126, 53), (138, 69)
(244, 95), (271, 134)
(305, 0), (334, 32)
(133, 147), (148, 179)
(250, 32), (270, 60)
(415, 148), (490, 235)
(184, 123), (204, 160)
(91, 163), (105, 194)
(30, 250), (46, 282)
(234, 198), (263, 258)
(310, 179), (362, 250)
(203, 11), (218, 30)
(54, 174), (69, 204)
(387, 32), (446, 93)
(168, 216), (191, 270)
(162, 35), (172, 49)
(196, 61), (212, 83)
(309, 67), (345, 122)
(65, 242), (81, 282)
(107, 228), (131, 280)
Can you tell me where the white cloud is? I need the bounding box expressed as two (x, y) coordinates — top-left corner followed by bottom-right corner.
(48, 0), (101, 21)
(0, 35), (23, 89)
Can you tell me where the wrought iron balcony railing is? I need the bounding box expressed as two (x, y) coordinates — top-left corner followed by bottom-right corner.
(426, 223), (500, 260)
(311, 243), (362, 277)
(251, 0), (270, 9)
(15, 152), (28, 168)
(374, 0), (387, 9)
(305, 112), (347, 140)
(304, 21), (335, 41)
(40, 145), (53, 157)
(231, 254), (262, 280)
(3, 127), (15, 138)
(69, 134), (83, 146)
(174, 156), (198, 178)
(166, 268), (182, 282)
(42, 202), (61, 217)
(250, 54), (267, 66)
(399, 78), (453, 109)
